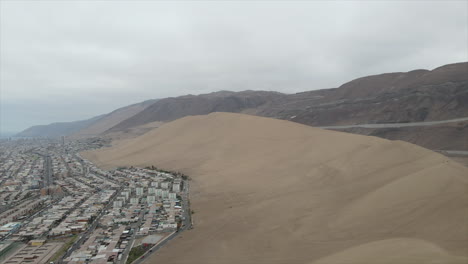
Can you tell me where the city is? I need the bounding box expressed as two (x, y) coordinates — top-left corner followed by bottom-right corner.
(0, 138), (192, 264)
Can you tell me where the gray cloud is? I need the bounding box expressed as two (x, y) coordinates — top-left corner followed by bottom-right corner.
(1, 0), (467, 133)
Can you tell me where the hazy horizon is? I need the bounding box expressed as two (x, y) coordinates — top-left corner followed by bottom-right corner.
(1, 1), (467, 133)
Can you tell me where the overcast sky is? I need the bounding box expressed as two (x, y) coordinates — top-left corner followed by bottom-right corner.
(0, 1), (467, 134)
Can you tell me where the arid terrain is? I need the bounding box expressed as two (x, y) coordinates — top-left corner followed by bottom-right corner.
(333, 120), (468, 151)
(18, 62), (468, 153)
(4, 2), (467, 263)
(70, 100), (157, 138)
(83, 112), (468, 264)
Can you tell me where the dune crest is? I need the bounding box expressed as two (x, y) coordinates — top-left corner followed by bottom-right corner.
(312, 238), (467, 264)
(83, 112), (468, 264)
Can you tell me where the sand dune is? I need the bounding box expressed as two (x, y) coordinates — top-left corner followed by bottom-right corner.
(312, 238), (467, 264)
(83, 112), (468, 264)
(103, 121), (165, 143)
(71, 100), (157, 138)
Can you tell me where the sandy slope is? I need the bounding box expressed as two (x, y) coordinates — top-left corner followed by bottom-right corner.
(83, 112), (468, 264)
(71, 100), (156, 138)
(449, 156), (468, 167)
(103, 121), (165, 143)
(312, 238), (467, 264)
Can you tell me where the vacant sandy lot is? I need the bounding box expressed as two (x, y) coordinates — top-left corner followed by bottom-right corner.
(83, 112), (468, 264)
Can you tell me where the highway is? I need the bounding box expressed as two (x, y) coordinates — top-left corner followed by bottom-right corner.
(437, 150), (468, 156)
(35, 152), (53, 189)
(58, 187), (122, 263)
(132, 231), (177, 264)
(60, 155), (72, 178)
(48, 175), (191, 264)
(115, 180), (193, 264)
(119, 209), (146, 264)
(0, 197), (47, 242)
(320, 116), (468, 129)
(137, 180), (192, 264)
(44, 155), (53, 188)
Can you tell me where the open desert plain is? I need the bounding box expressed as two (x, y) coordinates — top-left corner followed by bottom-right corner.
(82, 112), (468, 264)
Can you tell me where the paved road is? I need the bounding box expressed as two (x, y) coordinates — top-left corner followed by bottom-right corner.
(119, 209), (146, 264)
(438, 150), (468, 156)
(35, 153), (53, 189)
(61, 155), (72, 178)
(54, 178), (191, 264)
(45, 155), (53, 188)
(0, 191), (40, 215)
(58, 187), (122, 263)
(138, 180), (192, 264)
(0, 196), (47, 242)
(133, 231), (177, 264)
(0, 159), (13, 185)
(181, 180), (192, 229)
(320, 116), (468, 129)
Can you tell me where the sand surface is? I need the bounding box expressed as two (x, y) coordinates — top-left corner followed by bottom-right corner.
(447, 156), (468, 168)
(71, 101), (154, 138)
(83, 112), (468, 264)
(103, 121), (165, 143)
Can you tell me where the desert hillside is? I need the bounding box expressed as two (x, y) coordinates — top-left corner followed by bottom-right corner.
(83, 112), (468, 264)
(255, 62), (468, 126)
(102, 62), (468, 151)
(15, 99), (156, 138)
(15, 115), (104, 138)
(336, 120), (468, 151)
(71, 99), (157, 138)
(103, 62), (468, 136)
(18, 63), (467, 153)
(106, 90), (284, 133)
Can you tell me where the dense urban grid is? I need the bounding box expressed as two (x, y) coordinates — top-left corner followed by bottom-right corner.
(0, 138), (192, 264)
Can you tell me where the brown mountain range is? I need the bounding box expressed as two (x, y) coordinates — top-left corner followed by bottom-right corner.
(104, 90), (284, 133)
(83, 112), (468, 264)
(17, 62), (468, 152)
(253, 62), (468, 126)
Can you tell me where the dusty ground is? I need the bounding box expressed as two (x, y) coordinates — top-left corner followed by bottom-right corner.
(447, 156), (468, 167)
(71, 100), (157, 138)
(103, 121), (165, 144)
(83, 112), (468, 264)
(335, 120), (468, 152)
